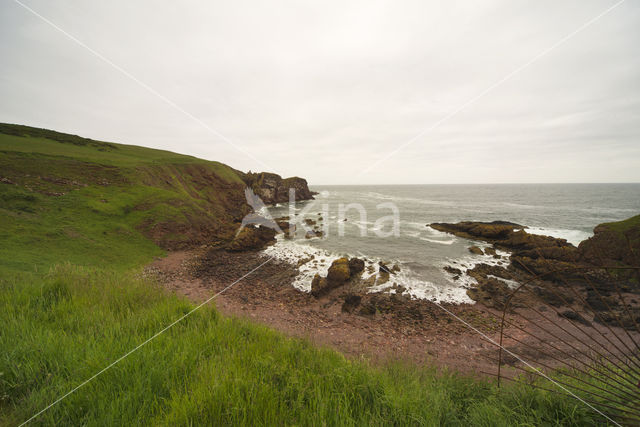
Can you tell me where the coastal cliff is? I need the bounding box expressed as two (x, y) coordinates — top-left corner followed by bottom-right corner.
(0, 123), (313, 253)
(240, 171), (316, 204)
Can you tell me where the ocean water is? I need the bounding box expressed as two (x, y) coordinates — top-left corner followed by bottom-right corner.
(262, 184), (640, 303)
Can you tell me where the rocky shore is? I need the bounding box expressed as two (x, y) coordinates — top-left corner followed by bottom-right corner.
(146, 214), (640, 376)
(430, 216), (640, 327)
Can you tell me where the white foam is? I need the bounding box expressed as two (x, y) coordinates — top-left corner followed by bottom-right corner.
(262, 236), (336, 291)
(401, 221), (428, 230)
(440, 247), (512, 289)
(368, 269), (474, 304)
(525, 227), (592, 246)
(365, 191), (393, 200)
(419, 237), (456, 245)
(262, 237), (475, 303)
(424, 225), (452, 236)
(350, 220), (374, 232)
(487, 274), (520, 289)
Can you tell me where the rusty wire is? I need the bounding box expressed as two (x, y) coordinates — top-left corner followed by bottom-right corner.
(487, 261), (640, 425)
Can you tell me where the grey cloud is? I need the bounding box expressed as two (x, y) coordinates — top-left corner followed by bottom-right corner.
(1, 0), (638, 183)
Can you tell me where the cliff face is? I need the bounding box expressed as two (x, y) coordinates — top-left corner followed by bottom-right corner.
(241, 171), (316, 204)
(579, 215), (640, 268)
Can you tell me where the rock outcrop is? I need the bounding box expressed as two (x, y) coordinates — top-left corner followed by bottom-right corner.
(226, 225), (277, 251)
(579, 215), (640, 270)
(310, 257), (370, 297)
(432, 216), (640, 325)
(241, 171), (316, 204)
(429, 221), (581, 280)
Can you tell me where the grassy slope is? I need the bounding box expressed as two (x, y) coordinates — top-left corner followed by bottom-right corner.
(603, 214), (640, 236)
(0, 124), (247, 272)
(0, 125), (608, 425)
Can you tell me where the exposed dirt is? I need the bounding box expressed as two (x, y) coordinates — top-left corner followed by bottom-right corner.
(146, 249), (640, 379)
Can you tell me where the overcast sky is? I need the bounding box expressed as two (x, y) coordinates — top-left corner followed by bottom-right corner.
(1, 0), (639, 184)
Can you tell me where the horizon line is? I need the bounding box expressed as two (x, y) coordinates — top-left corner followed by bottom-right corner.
(310, 182), (640, 186)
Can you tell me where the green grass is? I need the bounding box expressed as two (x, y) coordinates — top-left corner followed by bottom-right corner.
(0, 124), (241, 175)
(0, 266), (605, 426)
(603, 214), (640, 236)
(0, 124), (622, 425)
(0, 124), (249, 272)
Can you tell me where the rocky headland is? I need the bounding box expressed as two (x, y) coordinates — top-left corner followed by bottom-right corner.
(430, 216), (640, 327)
(241, 171), (317, 204)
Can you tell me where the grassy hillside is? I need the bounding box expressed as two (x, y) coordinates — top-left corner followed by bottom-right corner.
(0, 123), (248, 272)
(1, 267), (604, 426)
(0, 124), (611, 425)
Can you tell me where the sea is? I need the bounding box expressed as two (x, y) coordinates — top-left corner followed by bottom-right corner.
(262, 184), (640, 304)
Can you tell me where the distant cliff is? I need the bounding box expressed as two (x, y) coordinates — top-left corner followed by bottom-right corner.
(241, 171), (316, 204)
(0, 123), (315, 252)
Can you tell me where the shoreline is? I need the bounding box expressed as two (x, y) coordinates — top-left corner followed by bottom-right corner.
(145, 235), (640, 378)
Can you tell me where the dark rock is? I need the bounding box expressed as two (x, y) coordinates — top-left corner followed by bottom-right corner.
(275, 219), (295, 235)
(393, 284), (406, 294)
(241, 171), (316, 204)
(348, 258), (365, 275)
(327, 257), (351, 284)
(378, 261), (393, 274)
(359, 303), (377, 316)
(484, 247), (497, 256)
(311, 274), (328, 297)
(304, 230), (323, 239)
(468, 246), (484, 255)
(377, 262), (392, 285)
(444, 266), (463, 276)
(531, 284), (573, 307)
(342, 294), (362, 313)
(585, 291), (617, 312)
(430, 221), (522, 241)
(558, 310), (592, 326)
(466, 277), (511, 309)
(593, 308), (640, 329)
(226, 226), (276, 251)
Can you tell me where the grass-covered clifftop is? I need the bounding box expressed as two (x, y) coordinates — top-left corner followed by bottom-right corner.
(0, 124), (608, 425)
(0, 123), (249, 272)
